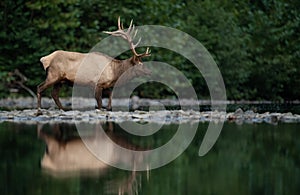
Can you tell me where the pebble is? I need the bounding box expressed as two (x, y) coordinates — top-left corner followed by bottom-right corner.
(0, 98), (299, 124)
(0, 108), (299, 125)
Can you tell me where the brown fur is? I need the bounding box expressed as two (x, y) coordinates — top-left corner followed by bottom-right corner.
(37, 18), (151, 114)
(37, 51), (151, 113)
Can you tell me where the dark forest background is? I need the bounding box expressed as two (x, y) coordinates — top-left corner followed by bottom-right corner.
(0, 0), (299, 101)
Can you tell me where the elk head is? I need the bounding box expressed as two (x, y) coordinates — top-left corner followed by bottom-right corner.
(104, 17), (152, 76)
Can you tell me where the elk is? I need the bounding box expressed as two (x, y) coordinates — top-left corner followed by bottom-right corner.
(37, 17), (151, 115)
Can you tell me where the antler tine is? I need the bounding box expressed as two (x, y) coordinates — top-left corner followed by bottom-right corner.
(127, 20), (133, 34)
(104, 17), (151, 58)
(103, 17), (127, 39)
(133, 29), (138, 40)
(145, 47), (151, 55)
(129, 25), (135, 37)
(132, 47), (151, 58)
(118, 16), (123, 30)
(133, 37), (142, 48)
(139, 47), (151, 57)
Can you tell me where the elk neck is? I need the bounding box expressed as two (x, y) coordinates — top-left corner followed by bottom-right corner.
(111, 57), (136, 77)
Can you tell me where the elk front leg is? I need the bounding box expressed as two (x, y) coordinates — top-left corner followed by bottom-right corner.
(107, 89), (112, 111)
(94, 86), (103, 109)
(51, 83), (64, 110)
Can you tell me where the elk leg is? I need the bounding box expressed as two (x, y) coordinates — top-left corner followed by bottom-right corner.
(36, 79), (57, 115)
(51, 83), (64, 110)
(107, 90), (112, 111)
(94, 86), (103, 109)
(37, 81), (46, 110)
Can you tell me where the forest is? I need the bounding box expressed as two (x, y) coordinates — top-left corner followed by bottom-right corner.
(0, 0), (299, 101)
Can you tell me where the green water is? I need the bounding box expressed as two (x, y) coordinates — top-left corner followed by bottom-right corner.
(0, 121), (299, 195)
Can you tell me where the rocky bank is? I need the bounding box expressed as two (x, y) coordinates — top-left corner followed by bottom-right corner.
(0, 97), (299, 124)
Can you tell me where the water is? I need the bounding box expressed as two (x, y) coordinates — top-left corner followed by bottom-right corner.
(0, 121), (299, 194)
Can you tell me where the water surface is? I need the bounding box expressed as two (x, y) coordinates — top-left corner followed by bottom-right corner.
(0, 121), (299, 194)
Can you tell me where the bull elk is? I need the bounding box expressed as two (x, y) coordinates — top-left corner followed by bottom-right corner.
(37, 17), (151, 115)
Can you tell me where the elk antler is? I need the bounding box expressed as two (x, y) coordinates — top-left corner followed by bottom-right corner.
(103, 17), (151, 58)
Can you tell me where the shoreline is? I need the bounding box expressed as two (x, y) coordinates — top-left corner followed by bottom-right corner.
(1, 97), (300, 124)
(0, 108), (299, 125)
(1, 97), (300, 109)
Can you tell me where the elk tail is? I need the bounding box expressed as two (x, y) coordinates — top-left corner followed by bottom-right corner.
(40, 56), (50, 70)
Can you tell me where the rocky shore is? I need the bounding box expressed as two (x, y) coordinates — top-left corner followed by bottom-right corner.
(0, 108), (299, 125)
(0, 97), (299, 124)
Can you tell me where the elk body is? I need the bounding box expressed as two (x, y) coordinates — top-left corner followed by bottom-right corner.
(37, 17), (151, 114)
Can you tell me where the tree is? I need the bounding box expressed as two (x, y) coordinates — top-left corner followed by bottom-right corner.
(244, 0), (300, 100)
(0, 0), (299, 100)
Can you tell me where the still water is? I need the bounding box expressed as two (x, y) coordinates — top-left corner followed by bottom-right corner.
(0, 121), (299, 195)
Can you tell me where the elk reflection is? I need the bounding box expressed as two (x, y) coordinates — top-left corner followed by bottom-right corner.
(38, 122), (146, 194)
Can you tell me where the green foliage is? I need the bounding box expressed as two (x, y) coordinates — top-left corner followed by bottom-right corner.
(243, 0), (300, 100)
(183, 0), (253, 99)
(0, 0), (299, 100)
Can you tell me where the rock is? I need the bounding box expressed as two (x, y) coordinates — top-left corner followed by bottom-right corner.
(234, 108), (244, 115)
(280, 113), (298, 123)
(0, 106), (299, 124)
(131, 96), (140, 110)
(252, 117), (263, 123)
(263, 115), (278, 124)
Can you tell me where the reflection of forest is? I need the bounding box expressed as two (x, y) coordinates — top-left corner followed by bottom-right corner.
(173, 123), (300, 195)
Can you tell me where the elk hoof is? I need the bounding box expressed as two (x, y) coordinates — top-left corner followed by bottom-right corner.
(36, 109), (43, 116)
(102, 106), (112, 111)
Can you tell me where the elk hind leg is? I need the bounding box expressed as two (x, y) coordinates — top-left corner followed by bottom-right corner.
(36, 79), (57, 115)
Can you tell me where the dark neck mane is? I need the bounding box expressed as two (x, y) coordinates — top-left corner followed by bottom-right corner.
(113, 57), (134, 76)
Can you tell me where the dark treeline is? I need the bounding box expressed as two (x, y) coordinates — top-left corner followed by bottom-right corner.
(0, 0), (299, 101)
